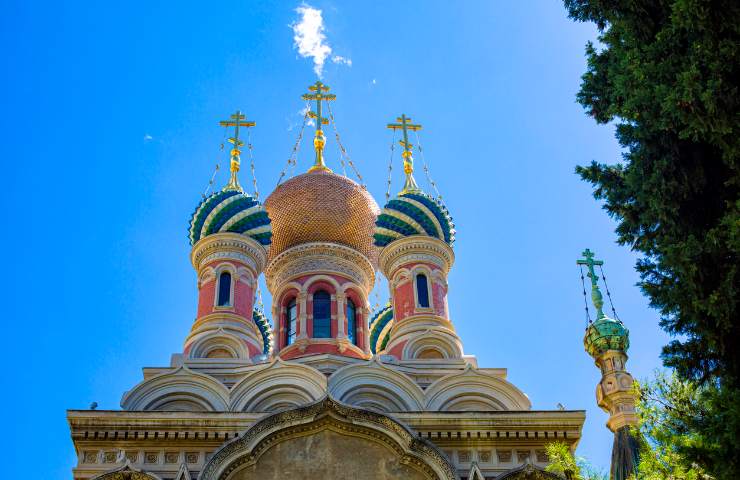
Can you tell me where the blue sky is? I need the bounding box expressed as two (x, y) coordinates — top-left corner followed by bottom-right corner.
(2, 1), (669, 476)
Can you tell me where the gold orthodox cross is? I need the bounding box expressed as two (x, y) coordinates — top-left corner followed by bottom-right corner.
(219, 110), (256, 191)
(387, 114), (422, 194)
(301, 81), (336, 172)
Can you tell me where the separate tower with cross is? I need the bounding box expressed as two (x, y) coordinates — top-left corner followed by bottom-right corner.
(577, 249), (641, 480)
(219, 110), (256, 191)
(387, 114), (422, 194)
(302, 81), (336, 172)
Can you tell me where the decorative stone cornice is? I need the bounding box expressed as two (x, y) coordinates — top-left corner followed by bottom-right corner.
(264, 242), (375, 295)
(190, 232), (268, 274)
(378, 236), (455, 278)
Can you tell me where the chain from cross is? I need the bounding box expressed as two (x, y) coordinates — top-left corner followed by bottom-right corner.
(577, 248), (606, 319)
(218, 110), (256, 191)
(387, 114), (422, 193)
(301, 81), (336, 172)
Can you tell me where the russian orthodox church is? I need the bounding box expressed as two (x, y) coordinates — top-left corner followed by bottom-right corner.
(67, 82), (639, 480)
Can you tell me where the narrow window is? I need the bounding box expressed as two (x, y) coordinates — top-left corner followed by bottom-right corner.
(217, 271), (231, 306)
(312, 290), (331, 338)
(286, 298), (297, 346)
(346, 298), (357, 345)
(416, 273), (430, 308)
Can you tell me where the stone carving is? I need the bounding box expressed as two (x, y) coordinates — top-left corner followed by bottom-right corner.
(517, 450), (531, 462)
(164, 452), (179, 464)
(90, 462), (163, 480)
(479, 450), (492, 463)
(199, 396), (456, 480)
(84, 451), (98, 464)
(144, 452), (158, 464)
(536, 450), (549, 462)
(498, 450), (513, 463)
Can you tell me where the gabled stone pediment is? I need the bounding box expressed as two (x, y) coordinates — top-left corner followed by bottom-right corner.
(200, 396), (456, 480)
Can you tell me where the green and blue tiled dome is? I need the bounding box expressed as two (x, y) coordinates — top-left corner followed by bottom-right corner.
(188, 190), (272, 246)
(252, 308), (274, 355)
(583, 315), (630, 359)
(373, 191), (454, 248)
(369, 302), (394, 354)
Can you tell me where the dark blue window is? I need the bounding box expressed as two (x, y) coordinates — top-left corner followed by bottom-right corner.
(313, 290), (331, 338)
(286, 298), (297, 346)
(347, 299), (357, 345)
(416, 273), (430, 308)
(217, 272), (231, 306)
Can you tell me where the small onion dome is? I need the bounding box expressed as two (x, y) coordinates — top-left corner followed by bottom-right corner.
(252, 308), (273, 355)
(373, 191), (454, 248)
(583, 315), (630, 359)
(369, 303), (394, 354)
(188, 190), (272, 246)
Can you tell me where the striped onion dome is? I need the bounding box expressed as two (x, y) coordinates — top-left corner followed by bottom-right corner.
(369, 303), (394, 354)
(373, 191), (454, 248)
(188, 190), (272, 246)
(584, 315), (630, 359)
(253, 308), (274, 355)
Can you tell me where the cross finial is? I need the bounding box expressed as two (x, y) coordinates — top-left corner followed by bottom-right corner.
(387, 114), (423, 194)
(218, 110), (256, 191)
(301, 81), (336, 172)
(577, 248), (606, 319)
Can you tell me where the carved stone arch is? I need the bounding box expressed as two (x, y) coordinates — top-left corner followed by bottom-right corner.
(199, 266), (216, 288)
(497, 463), (561, 479)
(391, 267), (411, 288)
(424, 365), (532, 411)
(91, 461), (163, 480)
(328, 358), (425, 412)
(235, 265), (255, 287)
(120, 366), (230, 411)
(402, 328), (463, 360)
(303, 273), (342, 294)
(229, 358), (327, 412)
(188, 328), (250, 359)
(199, 397), (456, 480)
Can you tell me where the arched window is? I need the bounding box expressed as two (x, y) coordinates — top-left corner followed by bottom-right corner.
(416, 273), (430, 308)
(346, 298), (357, 345)
(286, 298), (297, 346)
(312, 290), (331, 338)
(217, 271), (232, 306)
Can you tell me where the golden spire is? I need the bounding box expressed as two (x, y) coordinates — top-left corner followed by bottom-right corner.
(301, 81), (336, 172)
(387, 114), (422, 194)
(219, 110), (256, 191)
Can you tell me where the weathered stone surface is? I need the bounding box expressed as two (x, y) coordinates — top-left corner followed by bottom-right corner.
(229, 429), (430, 480)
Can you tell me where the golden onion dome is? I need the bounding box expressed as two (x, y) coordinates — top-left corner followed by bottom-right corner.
(264, 170), (380, 264)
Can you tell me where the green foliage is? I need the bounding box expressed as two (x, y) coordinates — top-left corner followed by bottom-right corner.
(545, 442), (608, 480)
(563, 1), (739, 477)
(631, 372), (714, 480)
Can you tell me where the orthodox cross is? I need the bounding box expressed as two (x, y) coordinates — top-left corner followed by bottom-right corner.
(219, 110), (256, 191)
(387, 114), (422, 194)
(577, 248), (606, 319)
(301, 81), (336, 172)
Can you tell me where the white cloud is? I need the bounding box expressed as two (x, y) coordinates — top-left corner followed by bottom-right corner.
(371, 78), (377, 85)
(299, 105), (316, 127)
(292, 4), (351, 77)
(143, 134), (153, 141)
(292, 4), (332, 78)
(331, 55), (352, 67)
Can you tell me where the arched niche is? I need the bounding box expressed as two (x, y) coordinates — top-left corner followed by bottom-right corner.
(200, 397), (455, 480)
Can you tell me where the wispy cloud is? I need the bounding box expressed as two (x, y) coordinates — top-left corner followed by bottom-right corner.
(331, 55), (352, 67)
(300, 105), (316, 127)
(292, 4), (351, 77)
(143, 134), (153, 141)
